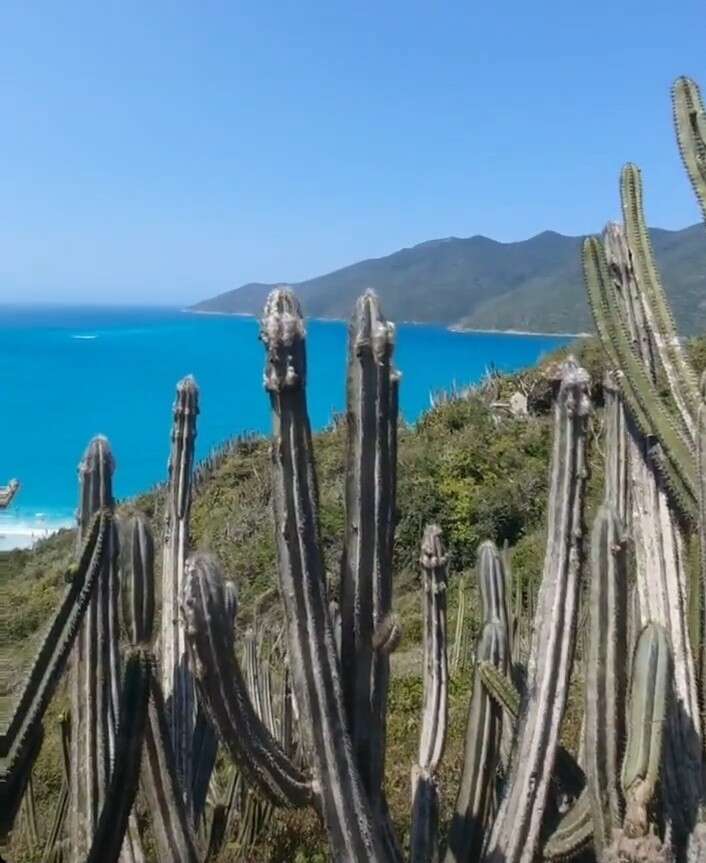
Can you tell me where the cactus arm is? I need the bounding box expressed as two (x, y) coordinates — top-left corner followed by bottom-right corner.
(583, 236), (698, 519)
(141, 667), (201, 863)
(0, 507), (109, 797)
(443, 622), (507, 863)
(261, 288), (393, 861)
(41, 715), (71, 863)
(542, 790), (594, 861)
(699, 375), (706, 707)
(85, 649), (150, 863)
(620, 165), (700, 437)
(478, 661), (520, 720)
(0, 478), (20, 508)
(602, 371), (631, 525)
(483, 361), (590, 863)
(340, 291), (399, 804)
(181, 552), (313, 807)
(621, 623), (671, 840)
(584, 505), (628, 855)
(121, 516), (155, 646)
(673, 76), (706, 220)
(161, 375), (199, 801)
(410, 526), (449, 863)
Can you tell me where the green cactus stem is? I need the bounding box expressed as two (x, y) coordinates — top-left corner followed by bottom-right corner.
(622, 623), (672, 841)
(673, 76), (706, 222)
(584, 504), (628, 855)
(181, 551), (313, 808)
(161, 375), (200, 803)
(619, 165), (700, 440)
(483, 360), (590, 863)
(261, 287), (393, 861)
(85, 649), (150, 863)
(410, 526), (449, 863)
(443, 621), (507, 863)
(583, 235), (697, 520)
(602, 371), (630, 526)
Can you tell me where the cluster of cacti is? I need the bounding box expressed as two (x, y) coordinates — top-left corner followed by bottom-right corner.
(4, 72), (706, 863)
(578, 74), (706, 861)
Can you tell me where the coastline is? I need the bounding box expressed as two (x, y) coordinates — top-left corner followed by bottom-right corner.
(184, 308), (590, 338)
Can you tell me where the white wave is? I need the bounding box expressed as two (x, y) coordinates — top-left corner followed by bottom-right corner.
(71, 334), (98, 340)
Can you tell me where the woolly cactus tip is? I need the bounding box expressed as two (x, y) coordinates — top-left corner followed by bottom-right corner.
(260, 287), (306, 392)
(352, 289), (396, 362)
(420, 524), (447, 570)
(174, 375), (200, 412)
(673, 75), (698, 100)
(80, 435), (115, 476)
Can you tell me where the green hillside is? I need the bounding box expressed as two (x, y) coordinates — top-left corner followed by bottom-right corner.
(192, 224), (706, 335)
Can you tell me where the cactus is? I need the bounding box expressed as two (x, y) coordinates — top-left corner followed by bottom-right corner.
(339, 290), (401, 850)
(0, 506), (110, 833)
(584, 504), (629, 853)
(410, 525), (449, 863)
(84, 649), (150, 863)
(483, 360), (590, 863)
(444, 622), (507, 863)
(161, 376), (200, 805)
(673, 77), (706, 222)
(0, 478), (19, 508)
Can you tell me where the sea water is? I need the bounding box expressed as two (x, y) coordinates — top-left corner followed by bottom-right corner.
(0, 305), (570, 549)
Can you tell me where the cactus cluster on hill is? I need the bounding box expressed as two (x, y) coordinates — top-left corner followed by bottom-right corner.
(2, 74), (706, 863)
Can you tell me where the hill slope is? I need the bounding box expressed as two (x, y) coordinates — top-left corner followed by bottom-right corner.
(192, 224), (706, 335)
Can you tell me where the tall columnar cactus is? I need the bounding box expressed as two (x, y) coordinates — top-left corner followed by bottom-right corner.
(161, 376), (200, 802)
(444, 621), (507, 863)
(483, 360), (590, 863)
(410, 525), (448, 863)
(584, 505), (628, 856)
(259, 288), (391, 860)
(68, 437), (126, 863)
(340, 290), (400, 845)
(673, 77), (706, 224)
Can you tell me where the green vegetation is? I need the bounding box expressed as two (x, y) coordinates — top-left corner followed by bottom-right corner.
(193, 223), (706, 335)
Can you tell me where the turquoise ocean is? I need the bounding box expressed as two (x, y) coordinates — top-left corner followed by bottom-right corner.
(0, 305), (570, 548)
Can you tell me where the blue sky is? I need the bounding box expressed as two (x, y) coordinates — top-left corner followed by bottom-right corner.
(1, 1), (705, 305)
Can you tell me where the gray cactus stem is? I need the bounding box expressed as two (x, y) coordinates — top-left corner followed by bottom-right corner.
(85, 649), (150, 863)
(584, 504), (628, 855)
(69, 437), (125, 863)
(340, 290), (399, 804)
(410, 526), (448, 863)
(699, 374), (706, 703)
(444, 621), (507, 863)
(161, 375), (199, 802)
(261, 287), (393, 861)
(483, 360), (590, 863)
(181, 552), (313, 807)
(141, 667), (201, 863)
(121, 516), (155, 646)
(602, 371), (630, 526)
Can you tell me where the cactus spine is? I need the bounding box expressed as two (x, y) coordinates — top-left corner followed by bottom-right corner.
(673, 77), (706, 224)
(410, 525), (449, 863)
(483, 360), (590, 863)
(161, 376), (199, 804)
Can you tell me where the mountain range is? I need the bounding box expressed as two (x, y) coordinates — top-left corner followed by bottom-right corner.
(192, 223), (706, 335)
